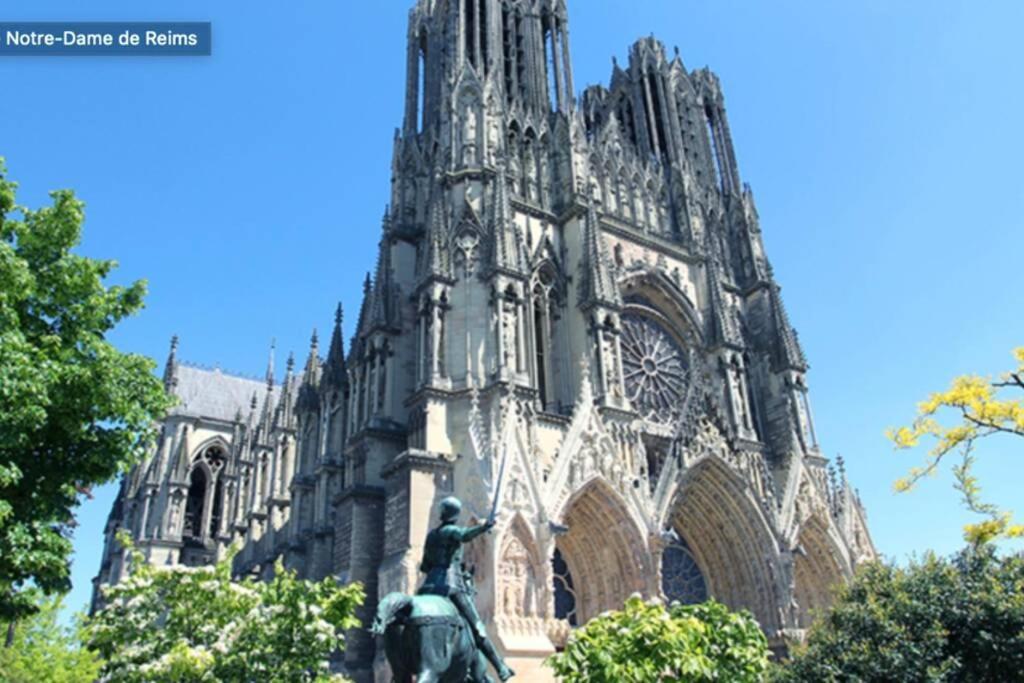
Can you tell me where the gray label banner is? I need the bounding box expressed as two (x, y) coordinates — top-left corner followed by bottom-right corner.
(0, 22), (211, 56)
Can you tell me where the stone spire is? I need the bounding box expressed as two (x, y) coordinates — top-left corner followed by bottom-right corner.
(163, 335), (179, 393)
(355, 272), (373, 341)
(247, 390), (259, 430)
(265, 338), (276, 390)
(487, 171), (528, 277)
(419, 197), (453, 284)
(578, 200), (622, 310)
(321, 303), (348, 392)
(770, 286), (808, 372)
(303, 328), (320, 381)
(274, 351), (297, 429)
(259, 340), (277, 437)
(707, 253), (743, 348)
(372, 239), (402, 333)
(297, 328), (322, 413)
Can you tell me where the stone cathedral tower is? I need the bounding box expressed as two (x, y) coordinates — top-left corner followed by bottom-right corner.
(94, 1), (876, 680)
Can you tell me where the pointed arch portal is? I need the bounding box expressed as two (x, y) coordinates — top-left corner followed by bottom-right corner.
(794, 516), (850, 628)
(665, 459), (780, 631)
(553, 481), (650, 625)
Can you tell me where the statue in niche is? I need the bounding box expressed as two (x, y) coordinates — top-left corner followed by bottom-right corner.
(486, 117), (500, 166)
(634, 190), (647, 228)
(731, 362), (752, 432)
(167, 493), (183, 536)
(602, 331), (622, 398)
(539, 155), (551, 205)
(501, 299), (518, 370)
(776, 548), (801, 628)
(435, 302), (447, 377)
(508, 153), (521, 195)
(523, 145), (538, 202)
(618, 177), (630, 219)
(657, 193), (669, 231)
(507, 477), (528, 510)
(500, 536), (537, 618)
(462, 104), (478, 167)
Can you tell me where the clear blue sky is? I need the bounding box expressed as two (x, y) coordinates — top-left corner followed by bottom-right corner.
(2, 0), (1021, 621)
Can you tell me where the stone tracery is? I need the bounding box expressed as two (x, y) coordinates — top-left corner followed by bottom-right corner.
(621, 313), (689, 424)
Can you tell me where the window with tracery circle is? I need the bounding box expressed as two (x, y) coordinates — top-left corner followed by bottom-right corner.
(661, 542), (708, 606)
(200, 446), (226, 473)
(551, 548), (577, 626)
(621, 313), (689, 424)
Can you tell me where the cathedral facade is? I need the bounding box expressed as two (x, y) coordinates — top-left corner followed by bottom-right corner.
(93, 1), (875, 680)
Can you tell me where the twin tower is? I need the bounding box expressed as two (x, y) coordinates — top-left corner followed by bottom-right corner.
(94, 1), (875, 680)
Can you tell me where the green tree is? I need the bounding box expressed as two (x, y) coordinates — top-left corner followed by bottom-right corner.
(0, 594), (102, 682)
(776, 547), (1024, 682)
(86, 533), (365, 682)
(546, 594), (771, 683)
(889, 347), (1024, 545)
(0, 157), (173, 622)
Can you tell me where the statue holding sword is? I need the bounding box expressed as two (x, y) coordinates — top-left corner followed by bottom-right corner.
(415, 449), (514, 681)
(372, 452), (514, 682)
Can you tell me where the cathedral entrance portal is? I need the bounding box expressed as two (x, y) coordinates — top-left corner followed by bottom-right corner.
(552, 480), (650, 631)
(665, 459), (779, 632)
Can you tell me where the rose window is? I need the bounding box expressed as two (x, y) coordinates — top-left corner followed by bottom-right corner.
(621, 314), (688, 424)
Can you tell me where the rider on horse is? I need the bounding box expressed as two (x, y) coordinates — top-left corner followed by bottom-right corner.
(418, 496), (515, 682)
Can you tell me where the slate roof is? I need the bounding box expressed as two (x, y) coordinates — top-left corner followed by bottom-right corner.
(170, 364), (280, 423)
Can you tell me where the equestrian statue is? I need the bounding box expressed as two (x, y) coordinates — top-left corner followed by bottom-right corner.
(372, 486), (516, 682)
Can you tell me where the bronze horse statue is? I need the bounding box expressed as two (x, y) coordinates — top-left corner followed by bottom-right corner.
(371, 592), (494, 683)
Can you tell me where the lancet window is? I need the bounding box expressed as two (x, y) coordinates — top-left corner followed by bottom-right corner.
(182, 445), (226, 541)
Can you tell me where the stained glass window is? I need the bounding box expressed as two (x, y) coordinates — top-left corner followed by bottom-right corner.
(661, 540), (708, 605)
(621, 313), (689, 424)
(552, 548), (577, 626)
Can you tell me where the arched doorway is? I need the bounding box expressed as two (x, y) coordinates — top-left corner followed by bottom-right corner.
(665, 458), (779, 631)
(552, 480), (650, 626)
(183, 467), (207, 540)
(794, 516), (850, 628)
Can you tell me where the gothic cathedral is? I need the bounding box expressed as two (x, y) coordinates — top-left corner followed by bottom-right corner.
(94, 1), (875, 680)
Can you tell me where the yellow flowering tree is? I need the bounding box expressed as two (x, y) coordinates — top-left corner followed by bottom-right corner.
(888, 347), (1024, 545)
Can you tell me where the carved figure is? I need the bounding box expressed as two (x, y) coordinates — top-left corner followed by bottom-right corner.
(374, 496), (514, 682)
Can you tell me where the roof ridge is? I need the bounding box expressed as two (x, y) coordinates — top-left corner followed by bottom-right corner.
(177, 361), (280, 386)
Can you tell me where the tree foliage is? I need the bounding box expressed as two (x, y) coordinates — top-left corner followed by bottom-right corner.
(86, 533), (365, 682)
(0, 157), (174, 619)
(889, 347), (1024, 545)
(0, 594), (102, 683)
(776, 547), (1024, 682)
(546, 594), (770, 683)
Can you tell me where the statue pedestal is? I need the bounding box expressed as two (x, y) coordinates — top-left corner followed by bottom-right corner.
(504, 656), (558, 683)
(494, 616), (557, 682)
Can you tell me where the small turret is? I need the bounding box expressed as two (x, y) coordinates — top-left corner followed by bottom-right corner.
(487, 170), (528, 277)
(769, 286), (808, 372)
(163, 335), (180, 393)
(321, 303), (348, 392)
(578, 200), (622, 311)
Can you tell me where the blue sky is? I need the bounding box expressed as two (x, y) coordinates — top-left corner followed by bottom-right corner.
(2, 0), (1021, 621)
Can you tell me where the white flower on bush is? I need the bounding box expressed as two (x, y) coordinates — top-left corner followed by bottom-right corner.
(86, 534), (364, 683)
